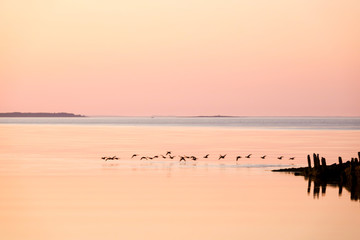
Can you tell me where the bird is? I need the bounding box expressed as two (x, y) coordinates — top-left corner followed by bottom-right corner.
(161, 155), (166, 159)
(166, 151), (172, 155)
(105, 156), (114, 161)
(169, 155), (175, 159)
(101, 157), (107, 160)
(278, 156), (283, 160)
(153, 155), (159, 158)
(131, 154), (138, 158)
(236, 156), (242, 161)
(140, 157), (147, 160)
(203, 154), (209, 158)
(245, 154), (252, 158)
(289, 157), (295, 160)
(219, 154), (226, 160)
(185, 156), (190, 159)
(148, 157), (153, 160)
(113, 156), (119, 160)
(191, 156), (197, 161)
(261, 155), (266, 159)
(179, 156), (186, 162)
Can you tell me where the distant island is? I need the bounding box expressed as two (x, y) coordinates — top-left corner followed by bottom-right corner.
(0, 112), (86, 117)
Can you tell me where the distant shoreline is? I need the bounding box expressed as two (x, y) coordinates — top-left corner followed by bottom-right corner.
(0, 112), (86, 117)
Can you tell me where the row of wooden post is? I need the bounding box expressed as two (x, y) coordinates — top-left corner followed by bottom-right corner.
(307, 153), (327, 170)
(307, 152), (360, 170)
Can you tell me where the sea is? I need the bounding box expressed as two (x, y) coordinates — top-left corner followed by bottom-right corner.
(0, 117), (359, 240)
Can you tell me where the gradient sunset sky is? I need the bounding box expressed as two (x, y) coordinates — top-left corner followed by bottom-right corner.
(1, 0), (359, 116)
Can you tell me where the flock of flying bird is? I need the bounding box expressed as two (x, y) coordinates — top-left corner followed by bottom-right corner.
(101, 152), (295, 162)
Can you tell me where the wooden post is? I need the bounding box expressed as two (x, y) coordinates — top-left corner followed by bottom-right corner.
(321, 157), (327, 171)
(307, 155), (311, 169)
(358, 152), (360, 162)
(316, 154), (321, 169)
(338, 156), (343, 165)
(313, 153), (317, 168)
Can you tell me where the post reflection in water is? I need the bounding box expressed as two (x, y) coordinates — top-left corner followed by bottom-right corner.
(305, 176), (359, 201)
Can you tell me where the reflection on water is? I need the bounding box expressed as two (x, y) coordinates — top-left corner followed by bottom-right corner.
(305, 176), (359, 202)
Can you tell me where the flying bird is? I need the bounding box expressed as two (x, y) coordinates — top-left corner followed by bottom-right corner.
(278, 156), (284, 160)
(236, 156), (242, 161)
(191, 156), (197, 161)
(203, 154), (209, 158)
(131, 154), (138, 158)
(245, 154), (252, 158)
(261, 155), (266, 159)
(166, 151), (172, 155)
(219, 154), (227, 160)
(179, 156), (186, 162)
(140, 157), (147, 160)
(289, 157), (295, 160)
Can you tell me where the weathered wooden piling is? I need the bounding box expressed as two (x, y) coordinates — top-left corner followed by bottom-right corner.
(313, 153), (317, 168)
(317, 154), (321, 169)
(338, 156), (343, 165)
(313, 153), (320, 169)
(272, 151), (360, 202)
(321, 157), (327, 171)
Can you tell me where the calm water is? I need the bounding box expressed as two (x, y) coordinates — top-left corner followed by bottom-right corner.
(0, 117), (359, 240)
(1, 116), (360, 129)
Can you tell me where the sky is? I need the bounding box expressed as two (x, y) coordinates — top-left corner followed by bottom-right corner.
(0, 0), (359, 116)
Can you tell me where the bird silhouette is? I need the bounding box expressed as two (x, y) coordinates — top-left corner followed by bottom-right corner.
(219, 154), (227, 160)
(261, 155), (266, 159)
(179, 156), (186, 162)
(166, 151), (172, 155)
(153, 155), (159, 158)
(169, 155), (175, 159)
(105, 156), (114, 161)
(101, 157), (107, 160)
(245, 154), (252, 158)
(131, 154), (137, 158)
(289, 157), (295, 160)
(161, 155), (166, 159)
(278, 156), (283, 160)
(140, 157), (147, 160)
(203, 154), (209, 158)
(191, 156), (197, 161)
(236, 156), (242, 161)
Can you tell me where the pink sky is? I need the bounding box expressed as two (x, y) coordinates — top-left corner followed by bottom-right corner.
(1, 0), (359, 116)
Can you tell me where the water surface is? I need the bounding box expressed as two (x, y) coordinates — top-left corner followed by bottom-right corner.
(0, 118), (359, 240)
